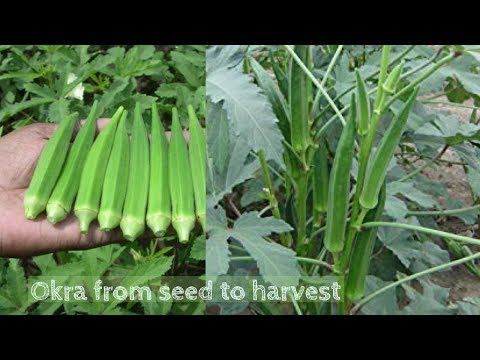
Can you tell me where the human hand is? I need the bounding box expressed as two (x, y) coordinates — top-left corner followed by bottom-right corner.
(0, 120), (124, 258)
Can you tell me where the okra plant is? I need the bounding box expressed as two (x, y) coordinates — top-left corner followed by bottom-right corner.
(207, 44), (480, 315)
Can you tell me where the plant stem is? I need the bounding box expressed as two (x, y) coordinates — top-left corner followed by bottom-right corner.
(294, 174), (308, 250)
(361, 221), (480, 247)
(258, 150), (292, 246)
(421, 100), (480, 110)
(285, 45), (347, 126)
(407, 204), (480, 217)
(230, 255), (333, 271)
(350, 250), (480, 314)
(398, 145), (449, 182)
(312, 45), (344, 118)
(289, 294), (303, 315)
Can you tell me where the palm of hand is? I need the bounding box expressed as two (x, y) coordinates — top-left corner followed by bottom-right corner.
(0, 122), (121, 258)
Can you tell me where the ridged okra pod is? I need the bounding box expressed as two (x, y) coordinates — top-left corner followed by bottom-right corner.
(324, 95), (357, 253)
(98, 110), (130, 231)
(187, 105), (206, 232)
(24, 112), (79, 219)
(146, 103), (171, 236)
(312, 136), (329, 227)
(360, 88), (418, 210)
(169, 107), (195, 243)
(345, 182), (386, 300)
(120, 103), (150, 241)
(46, 102), (98, 224)
(74, 107), (124, 233)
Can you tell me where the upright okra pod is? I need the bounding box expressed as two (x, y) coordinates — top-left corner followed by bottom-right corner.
(324, 95), (357, 253)
(355, 70), (370, 136)
(312, 136), (329, 227)
(74, 107), (124, 233)
(382, 61), (405, 95)
(345, 182), (386, 300)
(360, 88), (418, 210)
(120, 103), (150, 241)
(169, 107), (195, 243)
(98, 111), (130, 231)
(289, 45), (311, 155)
(146, 103), (171, 236)
(24, 112), (79, 219)
(187, 105), (206, 232)
(46, 102), (98, 224)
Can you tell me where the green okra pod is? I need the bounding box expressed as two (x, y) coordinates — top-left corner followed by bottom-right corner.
(98, 110), (130, 231)
(289, 45), (311, 155)
(120, 103), (150, 241)
(24, 112), (79, 220)
(46, 102), (98, 224)
(146, 103), (171, 236)
(169, 107), (195, 243)
(382, 61), (405, 95)
(324, 95), (357, 253)
(187, 104), (206, 232)
(360, 88), (418, 210)
(345, 181), (386, 300)
(312, 136), (329, 227)
(355, 70), (370, 136)
(74, 106), (124, 233)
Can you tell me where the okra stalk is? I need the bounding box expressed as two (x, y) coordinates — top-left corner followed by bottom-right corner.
(98, 110), (130, 231)
(120, 103), (150, 241)
(46, 102), (98, 224)
(24, 112), (79, 219)
(187, 105), (206, 232)
(169, 107), (195, 243)
(146, 103), (171, 236)
(74, 107), (124, 233)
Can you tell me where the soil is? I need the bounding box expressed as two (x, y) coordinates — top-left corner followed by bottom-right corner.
(420, 96), (480, 302)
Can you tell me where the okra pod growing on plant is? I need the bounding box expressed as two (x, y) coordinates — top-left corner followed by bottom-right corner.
(146, 103), (171, 236)
(289, 45), (311, 155)
(345, 181), (386, 300)
(188, 105), (206, 231)
(24, 112), (79, 220)
(312, 136), (329, 227)
(324, 95), (357, 253)
(382, 61), (405, 95)
(46, 102), (99, 224)
(74, 107), (124, 233)
(120, 103), (150, 241)
(169, 107), (195, 243)
(98, 110), (130, 231)
(355, 70), (370, 136)
(360, 88), (418, 210)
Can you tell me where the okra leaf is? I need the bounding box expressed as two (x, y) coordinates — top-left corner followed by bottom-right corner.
(358, 276), (400, 315)
(206, 45), (245, 73)
(206, 206), (231, 277)
(400, 278), (455, 315)
(456, 297), (480, 315)
(190, 235), (206, 261)
(388, 181), (438, 209)
(466, 165), (480, 198)
(207, 66), (285, 168)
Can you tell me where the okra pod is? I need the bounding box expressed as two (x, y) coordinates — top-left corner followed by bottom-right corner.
(46, 102), (98, 224)
(169, 107), (195, 243)
(324, 95), (357, 253)
(98, 110), (130, 231)
(355, 70), (370, 136)
(289, 45), (311, 154)
(382, 61), (405, 95)
(24, 112), (79, 219)
(360, 88), (418, 210)
(120, 103), (150, 241)
(146, 103), (171, 236)
(312, 136), (329, 226)
(74, 107), (124, 233)
(187, 105), (206, 232)
(345, 181), (386, 300)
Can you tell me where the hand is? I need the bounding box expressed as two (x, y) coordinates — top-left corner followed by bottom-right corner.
(0, 120), (123, 258)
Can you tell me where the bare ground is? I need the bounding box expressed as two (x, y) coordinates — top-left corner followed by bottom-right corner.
(420, 97), (480, 301)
